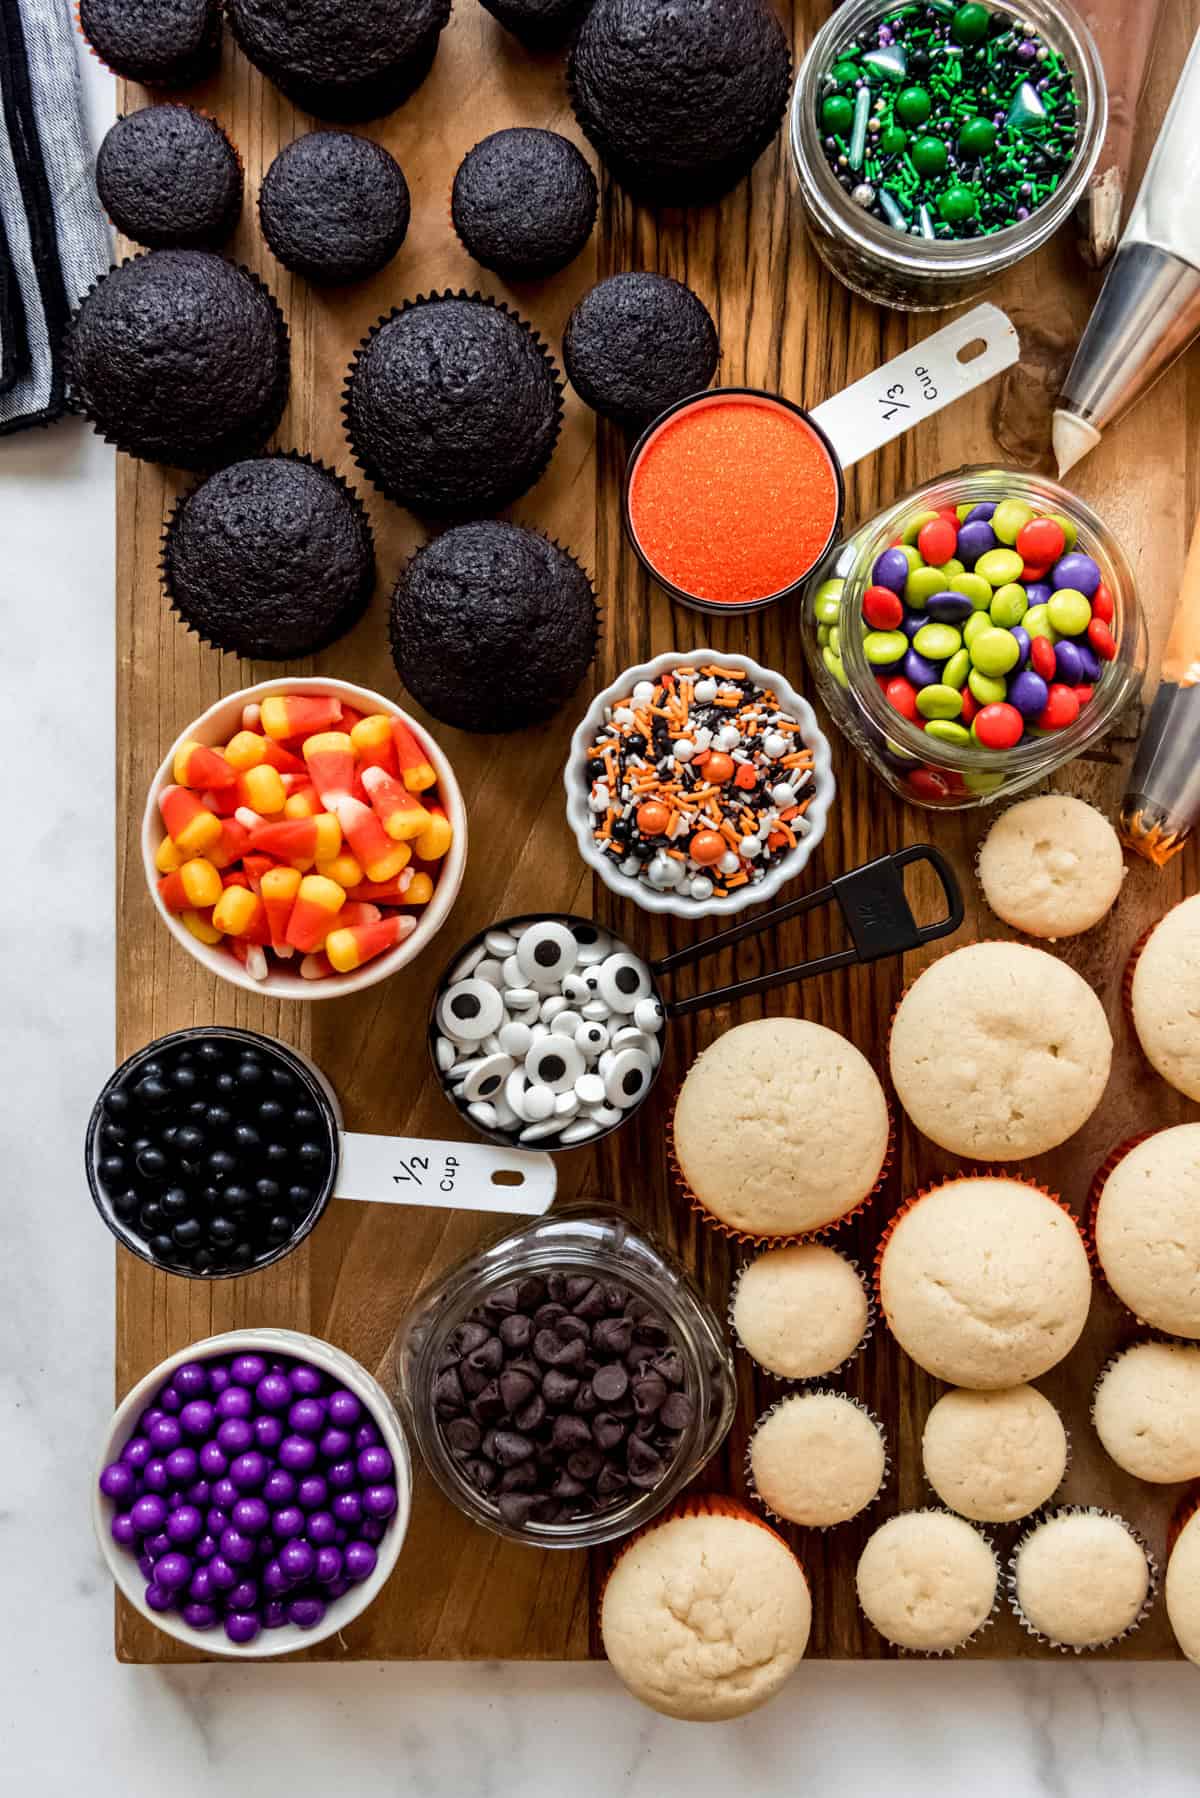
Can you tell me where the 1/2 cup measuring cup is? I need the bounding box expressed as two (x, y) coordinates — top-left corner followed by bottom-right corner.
(622, 302), (1020, 615)
(87, 1026), (558, 1280)
(429, 845), (964, 1151)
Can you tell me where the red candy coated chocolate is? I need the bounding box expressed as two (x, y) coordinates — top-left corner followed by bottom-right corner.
(1035, 684), (1080, 730)
(1030, 637), (1056, 681)
(917, 517), (957, 567)
(1016, 517), (1065, 566)
(1092, 582), (1114, 624)
(1087, 617), (1117, 660)
(960, 689), (979, 725)
(864, 585), (904, 630)
(1075, 684), (1094, 705)
(973, 702), (1023, 750)
(907, 767), (951, 801)
(884, 676), (919, 720)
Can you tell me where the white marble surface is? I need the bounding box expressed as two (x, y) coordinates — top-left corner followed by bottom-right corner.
(5, 40), (1200, 1798)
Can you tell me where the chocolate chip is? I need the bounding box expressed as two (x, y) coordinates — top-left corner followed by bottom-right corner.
(534, 1302), (568, 1330)
(572, 1381), (598, 1416)
(592, 1363), (628, 1404)
(546, 1273), (567, 1302)
(459, 1361), (491, 1398)
(484, 1283), (520, 1316)
(514, 1394), (546, 1433)
(633, 1374), (667, 1415)
(534, 1330), (586, 1369)
(444, 1417), (480, 1454)
(556, 1315), (591, 1345)
(592, 1412), (626, 1450)
(470, 1380), (506, 1423)
(551, 1414), (592, 1453)
(627, 1436), (664, 1482)
(566, 1447), (602, 1482)
(517, 1275), (546, 1308)
(565, 1275), (594, 1305)
(592, 1316), (633, 1357)
(499, 1368), (536, 1412)
(596, 1463), (628, 1498)
(434, 1367), (464, 1414)
(660, 1392), (693, 1431)
(463, 1456), (497, 1492)
(448, 1320), (491, 1358)
(467, 1336), (503, 1374)
(654, 1349), (684, 1386)
(498, 1492), (537, 1527)
(634, 1315), (670, 1346)
(572, 1281), (608, 1319)
(552, 1471), (587, 1500)
(492, 1430), (534, 1467)
(542, 1369), (580, 1408)
(499, 1313), (533, 1351)
(499, 1462), (537, 1492)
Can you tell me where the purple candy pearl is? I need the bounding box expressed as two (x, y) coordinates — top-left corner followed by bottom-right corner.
(872, 547), (911, 594)
(194, 1533), (218, 1562)
(100, 1462), (136, 1503)
(357, 1446), (393, 1483)
(182, 1603), (218, 1630)
(263, 1469), (296, 1505)
(230, 1451), (269, 1491)
(143, 1458), (170, 1494)
(207, 1555), (237, 1591)
(165, 1446), (198, 1484)
(1009, 670), (1049, 718)
(173, 1363), (209, 1399)
(144, 1581), (174, 1613)
(327, 1459), (357, 1492)
(188, 1568), (215, 1602)
(179, 1400), (215, 1438)
(353, 1422), (380, 1451)
(288, 1398), (325, 1437)
(215, 1386), (253, 1422)
(263, 1600), (288, 1629)
(254, 1416), (285, 1452)
(344, 1540), (378, 1582)
(315, 1546), (343, 1584)
(229, 1580), (258, 1611)
(206, 1507), (230, 1535)
(362, 1484), (397, 1520)
(153, 1552), (192, 1591)
(297, 1475), (328, 1510)
(273, 1504), (306, 1539)
(326, 1576), (352, 1600)
(148, 1416), (182, 1452)
(121, 1436), (152, 1471)
(212, 1476), (238, 1508)
(1054, 640), (1084, 684)
(137, 1553), (155, 1580)
(220, 1527), (256, 1567)
(360, 1518), (386, 1545)
(130, 1494), (168, 1534)
(331, 1492), (362, 1526)
(319, 1427), (353, 1461)
(166, 1504), (203, 1544)
(255, 1372), (292, 1413)
(279, 1434), (318, 1474)
(326, 1390), (361, 1428)
(289, 1365), (324, 1398)
(955, 521), (996, 567)
(159, 1386), (182, 1414)
(199, 1442), (228, 1478)
(233, 1496), (271, 1534)
(145, 1533), (171, 1559)
(1052, 552), (1101, 596)
(229, 1354), (268, 1387)
(224, 1612), (261, 1646)
(216, 1418), (254, 1456)
(111, 1513), (138, 1548)
(263, 1559), (290, 1597)
(288, 1597), (326, 1630)
(280, 1539), (316, 1583)
(306, 1511), (338, 1547)
(208, 1366), (230, 1394)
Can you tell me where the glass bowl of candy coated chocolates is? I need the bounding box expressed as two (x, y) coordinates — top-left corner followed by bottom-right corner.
(388, 1209), (736, 1548)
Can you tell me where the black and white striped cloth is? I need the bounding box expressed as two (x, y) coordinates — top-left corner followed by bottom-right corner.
(0, 0), (108, 433)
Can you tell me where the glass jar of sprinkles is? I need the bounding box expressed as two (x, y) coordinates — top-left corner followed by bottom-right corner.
(790, 0), (1106, 311)
(800, 467), (1146, 811)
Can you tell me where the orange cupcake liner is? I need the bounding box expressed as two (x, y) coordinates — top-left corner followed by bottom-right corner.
(597, 1492), (805, 1624)
(872, 1170), (1091, 1317)
(666, 1090), (896, 1251)
(1121, 923), (1155, 1029)
(1082, 1134), (1153, 1287)
(1166, 1485), (1200, 1561)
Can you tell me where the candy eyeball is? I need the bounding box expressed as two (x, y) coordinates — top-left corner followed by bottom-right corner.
(438, 979), (504, 1042)
(516, 921), (578, 984)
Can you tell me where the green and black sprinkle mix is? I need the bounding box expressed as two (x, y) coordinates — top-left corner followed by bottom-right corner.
(816, 2), (1081, 240)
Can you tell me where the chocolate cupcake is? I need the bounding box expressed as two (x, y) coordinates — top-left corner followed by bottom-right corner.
(563, 271), (718, 426)
(344, 292), (562, 516)
(78, 0), (221, 85)
(390, 521), (597, 733)
(568, 0), (791, 205)
(225, 0), (450, 123)
(452, 128), (597, 280)
(96, 107), (243, 251)
(163, 453), (375, 659)
(259, 132), (410, 286)
(477, 0), (594, 48)
(65, 251), (289, 470)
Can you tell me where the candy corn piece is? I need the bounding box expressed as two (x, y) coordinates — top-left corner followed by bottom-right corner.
(404, 872), (434, 905)
(260, 738), (306, 775)
(302, 732), (356, 809)
(361, 764), (429, 841)
(283, 782), (321, 819)
(209, 814), (251, 870)
(242, 702), (262, 732)
(212, 883), (267, 940)
(199, 783), (241, 817)
(157, 858), (223, 913)
(390, 718), (437, 793)
(325, 913), (415, 973)
(230, 939), (269, 981)
(315, 851), (364, 889)
(343, 868), (413, 904)
(237, 764), (287, 814)
(285, 874), (346, 952)
(241, 852), (276, 892)
(155, 836), (184, 874)
(260, 864), (301, 955)
(182, 908), (222, 945)
(159, 784), (222, 855)
(350, 714), (398, 774)
(248, 813), (342, 865)
(174, 739), (236, 790)
(414, 802), (453, 862)
(334, 796), (411, 883)
(260, 693), (342, 741)
(300, 952), (333, 980)
(338, 704), (364, 734)
(336, 902), (382, 932)
(222, 729), (269, 772)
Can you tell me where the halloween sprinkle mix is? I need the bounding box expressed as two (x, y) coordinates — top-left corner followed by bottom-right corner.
(585, 664), (815, 901)
(817, 2), (1082, 241)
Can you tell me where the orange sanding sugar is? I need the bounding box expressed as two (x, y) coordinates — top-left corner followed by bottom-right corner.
(628, 396), (841, 606)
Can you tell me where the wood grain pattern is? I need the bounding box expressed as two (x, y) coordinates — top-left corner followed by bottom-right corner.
(115, 0), (1199, 1662)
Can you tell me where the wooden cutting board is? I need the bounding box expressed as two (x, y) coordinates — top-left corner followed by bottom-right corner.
(114, 0), (1200, 1661)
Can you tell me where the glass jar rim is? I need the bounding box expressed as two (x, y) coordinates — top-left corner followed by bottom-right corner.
(790, 0), (1108, 281)
(832, 464), (1145, 774)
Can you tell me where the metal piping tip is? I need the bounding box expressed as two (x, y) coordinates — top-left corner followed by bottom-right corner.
(1052, 408), (1102, 479)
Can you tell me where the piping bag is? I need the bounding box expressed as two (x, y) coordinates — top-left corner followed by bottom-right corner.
(1119, 507), (1200, 867)
(1075, 0), (1166, 268)
(1056, 28), (1200, 477)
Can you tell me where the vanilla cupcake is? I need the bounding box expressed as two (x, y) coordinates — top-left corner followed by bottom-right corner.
(600, 1500), (811, 1720)
(1094, 1126), (1200, 1338)
(673, 1018), (889, 1239)
(878, 1177), (1091, 1389)
(889, 942), (1112, 1159)
(731, 1244), (871, 1381)
(1093, 1341), (1200, 1484)
(1130, 896), (1200, 1100)
(977, 794), (1125, 939)
(922, 1385), (1067, 1523)
(1009, 1509), (1153, 1651)
(1166, 1504), (1200, 1665)
(748, 1393), (886, 1528)
(856, 1511), (997, 1654)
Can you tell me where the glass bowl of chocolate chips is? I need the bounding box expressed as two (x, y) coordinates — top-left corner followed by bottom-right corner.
(388, 1207), (736, 1547)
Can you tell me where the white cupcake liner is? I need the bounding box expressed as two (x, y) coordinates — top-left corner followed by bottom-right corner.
(744, 1390), (889, 1533)
(727, 1248), (876, 1386)
(1006, 1505), (1159, 1653)
(859, 1507), (1000, 1659)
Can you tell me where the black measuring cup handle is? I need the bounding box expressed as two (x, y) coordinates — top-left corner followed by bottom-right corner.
(651, 845), (964, 1019)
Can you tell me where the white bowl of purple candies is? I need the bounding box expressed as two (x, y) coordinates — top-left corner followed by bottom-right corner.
(93, 1328), (411, 1657)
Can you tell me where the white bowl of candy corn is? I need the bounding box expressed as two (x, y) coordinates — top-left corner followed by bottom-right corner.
(141, 678), (468, 999)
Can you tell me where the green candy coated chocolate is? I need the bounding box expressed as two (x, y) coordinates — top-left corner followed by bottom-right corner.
(963, 769), (1006, 794)
(958, 116), (996, 158)
(1049, 511), (1078, 551)
(955, 503), (973, 522)
(817, 624), (830, 648)
(989, 583), (1028, 627)
(902, 508), (940, 545)
(828, 625), (841, 655)
(968, 668), (1008, 705)
(880, 124), (908, 154)
(970, 627), (1020, 677)
(896, 85), (931, 126)
(822, 645), (848, 688)
(912, 135), (947, 176)
(1047, 587), (1092, 636)
(950, 572), (993, 610)
(913, 622), (962, 661)
(939, 557), (965, 579)
(822, 94), (854, 134)
(991, 499), (1034, 545)
(813, 579), (844, 624)
(951, 2), (990, 44)
(863, 629), (908, 665)
(915, 684), (963, 721)
(925, 719), (972, 745)
(905, 565), (947, 607)
(1023, 603), (1059, 643)
(939, 184), (977, 224)
(962, 610), (991, 647)
(975, 547), (1024, 586)
(942, 647), (970, 689)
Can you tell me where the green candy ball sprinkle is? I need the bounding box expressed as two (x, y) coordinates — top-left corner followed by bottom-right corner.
(957, 116), (996, 158)
(912, 135), (948, 176)
(951, 3), (990, 45)
(879, 124), (907, 155)
(938, 184), (978, 225)
(822, 94), (855, 135)
(896, 85), (931, 127)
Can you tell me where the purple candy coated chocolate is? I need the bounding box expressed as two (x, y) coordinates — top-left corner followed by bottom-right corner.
(199, 1441), (227, 1477)
(925, 590), (974, 624)
(900, 611), (928, 641)
(273, 1504), (305, 1538)
(344, 1540), (377, 1582)
(1076, 642), (1102, 682)
(965, 502), (996, 521)
(144, 1581), (174, 1612)
(255, 1372), (291, 1412)
(154, 1551), (192, 1591)
(148, 1416), (182, 1451)
(327, 1389), (361, 1428)
(111, 1513), (137, 1547)
(174, 1363), (209, 1398)
(306, 1510), (339, 1547)
(315, 1546), (343, 1584)
(279, 1434), (318, 1473)
(1052, 552), (1100, 596)
(1010, 626), (1030, 666)
(263, 1600), (287, 1628)
(288, 1597), (326, 1629)
(254, 1415), (284, 1451)
(229, 1354), (267, 1386)
(224, 1612), (260, 1645)
(904, 649), (940, 688)
(216, 1418), (253, 1455)
(122, 1436), (152, 1470)
(100, 1462), (135, 1502)
(1054, 640), (1084, 685)
(263, 1468), (295, 1504)
(1008, 670), (1049, 717)
(955, 520), (995, 567)
(167, 1504), (203, 1543)
(872, 547), (910, 593)
(288, 1397), (325, 1437)
(165, 1446), (198, 1483)
(1024, 582), (1051, 609)
(182, 1602), (218, 1630)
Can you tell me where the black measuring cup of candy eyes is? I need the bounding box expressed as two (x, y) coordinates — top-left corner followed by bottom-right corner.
(429, 844), (964, 1152)
(87, 1026), (558, 1280)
